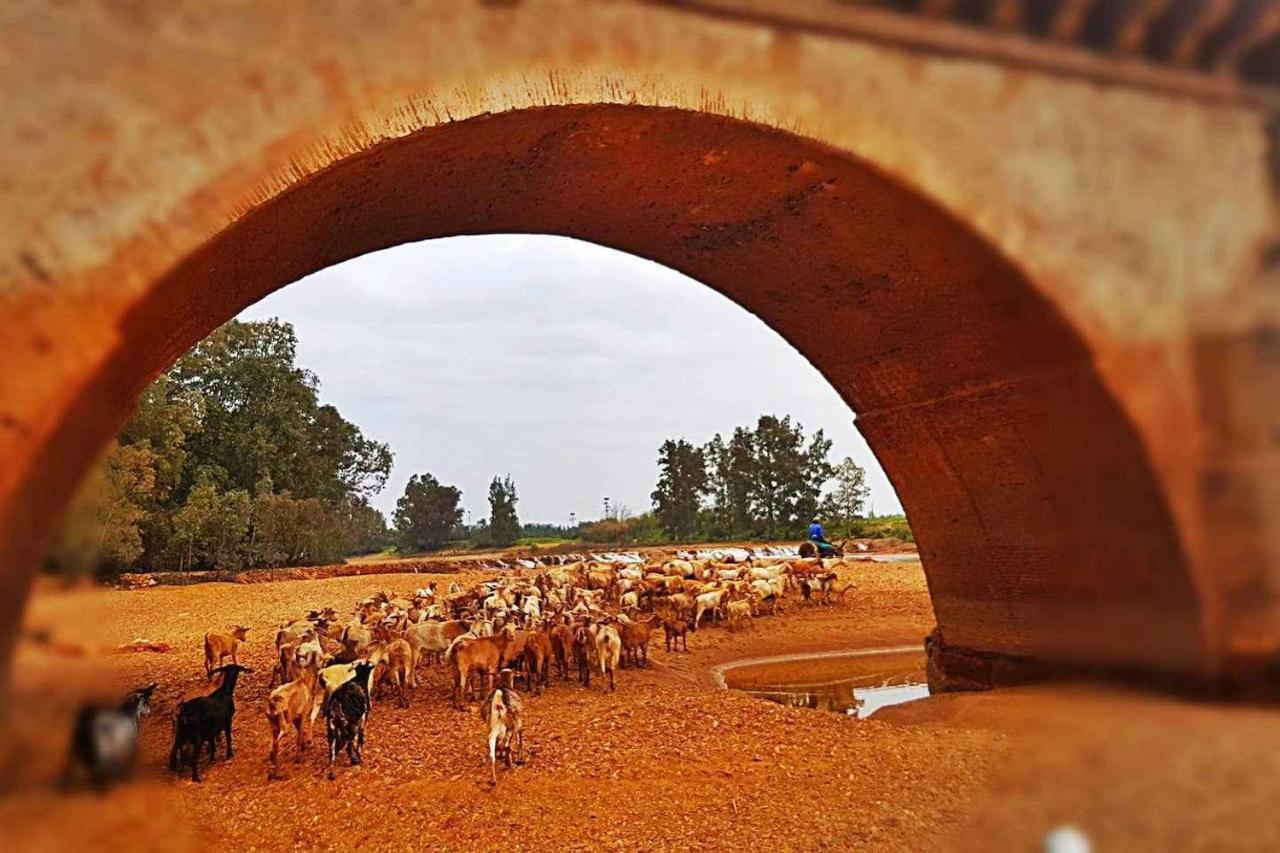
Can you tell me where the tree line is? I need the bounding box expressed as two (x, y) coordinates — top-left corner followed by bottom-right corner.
(390, 472), (522, 552)
(50, 318), (896, 577)
(649, 414), (872, 542)
(49, 320), (395, 576)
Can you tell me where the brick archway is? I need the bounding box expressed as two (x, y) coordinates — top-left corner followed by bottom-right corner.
(0, 104), (1203, 688)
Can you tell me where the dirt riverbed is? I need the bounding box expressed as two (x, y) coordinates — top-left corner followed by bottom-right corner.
(4, 561), (1280, 851)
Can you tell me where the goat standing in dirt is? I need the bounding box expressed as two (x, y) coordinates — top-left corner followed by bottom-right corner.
(204, 626), (250, 679)
(482, 672), (524, 785)
(326, 661), (374, 780)
(266, 664), (319, 779)
(62, 682), (157, 791)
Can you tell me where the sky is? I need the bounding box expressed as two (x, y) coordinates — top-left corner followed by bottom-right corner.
(238, 234), (902, 525)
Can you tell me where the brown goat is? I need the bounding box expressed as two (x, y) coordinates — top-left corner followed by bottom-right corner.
(204, 626), (249, 679)
(522, 630), (553, 694)
(571, 624), (593, 687)
(662, 618), (690, 653)
(618, 615), (658, 668)
(447, 626), (514, 707)
(548, 621), (573, 680)
(266, 666), (318, 778)
(378, 637), (414, 708)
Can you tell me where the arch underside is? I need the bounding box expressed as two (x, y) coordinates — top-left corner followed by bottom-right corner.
(75, 103), (1199, 682)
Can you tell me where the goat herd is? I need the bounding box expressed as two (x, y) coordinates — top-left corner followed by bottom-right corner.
(63, 554), (856, 789)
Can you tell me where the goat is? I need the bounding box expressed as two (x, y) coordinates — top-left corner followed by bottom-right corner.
(549, 621), (573, 680)
(447, 625), (514, 707)
(593, 622), (622, 692)
(521, 629), (553, 694)
(266, 665), (319, 779)
(821, 573), (856, 605)
(203, 625), (249, 679)
(377, 637), (414, 708)
(169, 664), (252, 782)
(340, 621), (373, 655)
(326, 661), (374, 780)
(482, 674), (524, 785)
(662, 618), (690, 653)
(726, 598), (755, 631)
(406, 619), (468, 676)
(617, 614), (658, 668)
(62, 682), (156, 790)
(571, 623), (593, 687)
(692, 588), (731, 632)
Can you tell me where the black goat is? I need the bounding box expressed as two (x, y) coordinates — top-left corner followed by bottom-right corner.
(326, 661), (373, 780)
(61, 682), (157, 791)
(169, 664), (251, 782)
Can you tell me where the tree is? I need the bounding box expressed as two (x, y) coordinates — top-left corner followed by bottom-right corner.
(651, 439), (709, 540)
(700, 415), (835, 539)
(341, 497), (391, 555)
(822, 457), (870, 529)
(46, 441), (159, 577)
(486, 475), (521, 547)
(169, 319), (391, 504)
(746, 415), (833, 537)
(170, 482), (252, 571)
(704, 429), (756, 538)
(578, 512), (663, 545)
(393, 473), (463, 553)
(48, 317), (395, 575)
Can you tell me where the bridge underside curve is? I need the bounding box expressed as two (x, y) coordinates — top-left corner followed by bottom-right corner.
(3, 103), (1199, 688)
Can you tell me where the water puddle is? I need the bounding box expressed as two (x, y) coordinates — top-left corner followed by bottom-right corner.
(714, 646), (929, 719)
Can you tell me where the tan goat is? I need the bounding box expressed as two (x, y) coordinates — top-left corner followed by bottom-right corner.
(266, 665), (319, 778)
(204, 625), (250, 679)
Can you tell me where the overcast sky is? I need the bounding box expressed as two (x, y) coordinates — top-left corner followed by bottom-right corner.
(238, 235), (902, 525)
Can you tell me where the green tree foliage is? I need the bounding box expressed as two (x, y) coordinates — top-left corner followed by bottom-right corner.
(486, 475), (521, 547)
(821, 456), (870, 528)
(393, 473), (464, 553)
(651, 439), (709, 540)
(520, 522), (577, 539)
(700, 415), (834, 539)
(170, 481), (252, 572)
(704, 429), (757, 538)
(47, 442), (158, 576)
(748, 415), (834, 537)
(342, 497), (393, 555)
(47, 318), (393, 576)
(169, 319), (391, 502)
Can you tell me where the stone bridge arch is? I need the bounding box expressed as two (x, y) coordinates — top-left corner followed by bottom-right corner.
(1, 1), (1274, 691)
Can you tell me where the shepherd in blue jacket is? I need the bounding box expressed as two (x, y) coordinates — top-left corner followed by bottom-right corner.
(808, 518), (834, 557)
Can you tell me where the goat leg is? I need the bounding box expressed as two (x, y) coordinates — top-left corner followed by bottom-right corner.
(327, 729), (338, 781)
(488, 730), (499, 785)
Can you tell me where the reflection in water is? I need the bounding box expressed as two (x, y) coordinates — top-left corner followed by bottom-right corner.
(720, 648), (929, 719)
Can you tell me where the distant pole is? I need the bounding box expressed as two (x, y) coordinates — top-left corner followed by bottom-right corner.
(569, 512), (576, 529)
(603, 497), (611, 520)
